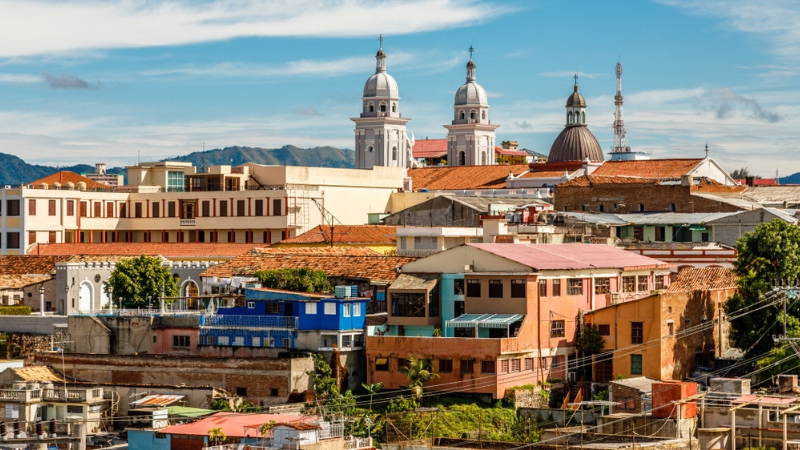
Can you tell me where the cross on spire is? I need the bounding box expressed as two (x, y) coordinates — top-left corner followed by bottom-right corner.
(468, 45), (474, 59)
(574, 72), (578, 86)
(378, 34), (383, 50)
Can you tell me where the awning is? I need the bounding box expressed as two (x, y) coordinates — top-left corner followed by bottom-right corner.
(130, 394), (185, 407)
(446, 314), (524, 329)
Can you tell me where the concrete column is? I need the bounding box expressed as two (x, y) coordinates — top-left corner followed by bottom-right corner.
(731, 410), (736, 450)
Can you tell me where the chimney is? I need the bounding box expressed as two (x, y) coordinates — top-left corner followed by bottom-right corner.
(745, 176), (754, 186)
(680, 175), (694, 186)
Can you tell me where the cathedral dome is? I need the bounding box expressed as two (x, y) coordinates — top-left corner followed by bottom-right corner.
(566, 85), (586, 107)
(548, 125), (604, 162)
(454, 58), (488, 106)
(363, 48), (399, 98)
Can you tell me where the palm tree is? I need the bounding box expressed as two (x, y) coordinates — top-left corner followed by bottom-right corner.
(361, 382), (384, 412)
(399, 355), (439, 399)
(208, 427), (227, 446)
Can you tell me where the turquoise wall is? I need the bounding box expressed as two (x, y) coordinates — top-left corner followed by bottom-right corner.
(441, 274), (465, 337)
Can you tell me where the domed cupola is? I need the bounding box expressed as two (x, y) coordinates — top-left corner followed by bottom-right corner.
(547, 76), (604, 163)
(452, 47), (489, 124)
(362, 47), (399, 102)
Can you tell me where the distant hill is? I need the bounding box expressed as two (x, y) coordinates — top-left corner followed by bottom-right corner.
(10, 144), (354, 186)
(779, 172), (800, 185)
(168, 145), (355, 169)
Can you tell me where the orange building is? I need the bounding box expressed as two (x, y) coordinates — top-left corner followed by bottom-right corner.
(584, 267), (738, 382)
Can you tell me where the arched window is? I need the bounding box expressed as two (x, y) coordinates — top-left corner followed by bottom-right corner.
(369, 103), (374, 113)
(581, 111), (586, 124)
(392, 146), (397, 160)
(567, 112), (573, 124)
(380, 103), (386, 112)
(460, 110), (465, 120)
(481, 151), (487, 165)
(392, 103), (397, 113)
(470, 110), (476, 119)
(458, 151), (466, 166)
(481, 110), (486, 120)
(184, 281), (199, 298)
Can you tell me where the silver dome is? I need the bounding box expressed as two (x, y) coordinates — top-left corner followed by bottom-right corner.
(363, 71), (399, 98)
(455, 81), (488, 106)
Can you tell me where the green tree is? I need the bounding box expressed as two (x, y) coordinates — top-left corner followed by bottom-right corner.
(104, 255), (179, 308)
(576, 324), (605, 355)
(725, 219), (800, 358)
(730, 167), (760, 180)
(399, 355), (439, 399)
(255, 268), (332, 293)
(208, 427), (226, 446)
(361, 382), (383, 413)
(306, 353), (356, 417)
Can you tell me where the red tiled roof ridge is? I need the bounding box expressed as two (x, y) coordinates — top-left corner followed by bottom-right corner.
(667, 267), (738, 292)
(29, 171), (110, 190)
(278, 225), (397, 245)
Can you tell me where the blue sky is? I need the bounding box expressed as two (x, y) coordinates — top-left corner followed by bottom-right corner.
(0, 0), (798, 176)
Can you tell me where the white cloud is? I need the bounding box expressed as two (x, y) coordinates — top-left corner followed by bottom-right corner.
(540, 71), (606, 79)
(0, 73), (40, 83)
(0, 0), (508, 57)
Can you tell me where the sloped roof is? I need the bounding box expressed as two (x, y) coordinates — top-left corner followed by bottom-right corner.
(559, 176), (664, 187)
(667, 267), (738, 292)
(468, 243), (672, 271)
(11, 366), (63, 382)
(413, 139), (447, 158)
(0, 255), (70, 275)
(160, 412), (315, 438)
(390, 273), (439, 291)
(29, 171), (110, 190)
(0, 274), (51, 289)
(408, 164), (530, 190)
(278, 225), (396, 245)
(591, 159), (702, 179)
(495, 146), (529, 156)
(202, 247), (416, 284)
(33, 243), (257, 259)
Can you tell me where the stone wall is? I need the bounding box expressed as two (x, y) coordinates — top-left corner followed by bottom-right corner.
(0, 332), (53, 360)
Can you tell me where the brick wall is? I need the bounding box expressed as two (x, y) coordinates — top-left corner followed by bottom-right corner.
(0, 332), (52, 360)
(554, 182), (745, 214)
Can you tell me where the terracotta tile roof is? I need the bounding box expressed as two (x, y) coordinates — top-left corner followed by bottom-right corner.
(202, 247), (416, 284)
(558, 175), (664, 187)
(667, 267), (739, 292)
(495, 146), (529, 156)
(0, 274), (51, 289)
(413, 139), (447, 158)
(11, 366), (63, 382)
(278, 225), (397, 245)
(0, 255), (70, 275)
(33, 243), (257, 259)
(409, 164), (530, 190)
(28, 171), (111, 190)
(520, 170), (571, 179)
(591, 159), (702, 179)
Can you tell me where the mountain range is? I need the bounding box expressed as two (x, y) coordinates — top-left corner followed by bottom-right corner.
(6, 145), (355, 186)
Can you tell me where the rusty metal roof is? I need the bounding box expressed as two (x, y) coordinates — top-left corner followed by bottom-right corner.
(130, 394), (185, 407)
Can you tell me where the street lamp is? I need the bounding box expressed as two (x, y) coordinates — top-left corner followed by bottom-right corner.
(64, 285), (69, 314)
(108, 285), (113, 313)
(38, 285), (45, 317)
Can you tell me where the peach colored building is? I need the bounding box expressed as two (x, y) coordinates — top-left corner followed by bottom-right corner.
(366, 243), (672, 398)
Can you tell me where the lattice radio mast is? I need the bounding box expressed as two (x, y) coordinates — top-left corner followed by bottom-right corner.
(611, 60), (629, 154)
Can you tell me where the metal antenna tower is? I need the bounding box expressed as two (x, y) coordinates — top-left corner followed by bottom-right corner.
(611, 60), (629, 154)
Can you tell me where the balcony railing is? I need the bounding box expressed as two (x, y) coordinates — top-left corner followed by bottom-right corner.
(0, 389), (41, 402)
(397, 248), (441, 257)
(344, 437), (373, 449)
(180, 218), (196, 226)
(69, 308), (207, 317)
(43, 388), (103, 402)
(202, 315), (298, 329)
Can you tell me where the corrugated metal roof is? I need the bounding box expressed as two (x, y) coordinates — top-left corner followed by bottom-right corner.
(446, 313), (524, 329)
(160, 412), (316, 438)
(560, 212), (630, 225)
(616, 212), (738, 225)
(130, 394), (185, 407)
(469, 243), (673, 271)
(609, 376), (660, 393)
(12, 366), (63, 382)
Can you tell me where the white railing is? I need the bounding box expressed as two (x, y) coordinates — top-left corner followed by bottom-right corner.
(344, 437), (373, 449)
(397, 248), (440, 257)
(69, 308), (207, 317)
(319, 422), (344, 440)
(180, 219), (196, 226)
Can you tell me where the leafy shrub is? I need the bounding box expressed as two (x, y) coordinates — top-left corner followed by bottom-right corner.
(255, 268), (332, 293)
(0, 306), (31, 315)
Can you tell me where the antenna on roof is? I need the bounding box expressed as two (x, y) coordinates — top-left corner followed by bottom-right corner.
(704, 143), (709, 159)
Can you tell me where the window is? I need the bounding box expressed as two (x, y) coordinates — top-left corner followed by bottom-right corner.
(217, 336), (230, 345)
(265, 303), (281, 314)
(353, 334), (364, 347)
(631, 322), (644, 344)
(392, 146), (397, 160)
(66, 200), (74, 216)
(392, 103), (396, 113)
(510, 359), (521, 372)
(552, 279), (561, 297)
(48, 231), (55, 243)
(6, 200), (19, 216)
(236, 387), (247, 396)
(638, 204), (645, 212)
(172, 335), (190, 348)
(166, 171), (184, 192)
(134, 202), (142, 218)
(524, 358), (533, 371)
(552, 355), (564, 368)
(246, 301), (255, 309)
(655, 226), (665, 241)
(343, 303), (351, 317)
(439, 359), (453, 373)
(414, 236), (437, 250)
(655, 276), (665, 290)
(637, 276), (648, 292)
(236, 200), (246, 216)
(481, 361), (496, 374)
(273, 199), (282, 216)
(391, 293), (425, 317)
(453, 279), (464, 295)
(598, 324), (611, 336)
(667, 322), (674, 336)
(500, 360), (509, 373)
(380, 103), (386, 112)
(197, 200), (208, 217)
(539, 280), (547, 297)
(305, 303), (317, 314)
(168, 202), (176, 218)
(567, 279), (583, 296)
(594, 278), (610, 294)
(324, 303), (336, 315)
(48, 200), (56, 216)
(670, 203), (676, 212)
(375, 358), (389, 371)
(622, 276), (636, 293)
(341, 335), (351, 347)
(28, 231), (35, 244)
(551, 320), (565, 338)
(150, 202), (159, 218)
(631, 354), (643, 375)
(79, 201), (88, 217)
(458, 151), (466, 166)
(353, 303), (361, 317)
(6, 232), (19, 249)
(255, 199), (264, 216)
(28, 199), (36, 215)
(599, 204), (605, 213)
(511, 279), (526, 297)
(320, 335), (337, 348)
(219, 200), (228, 217)
(466, 279), (481, 297)
(488, 280), (503, 298)
(66, 405), (84, 414)
(460, 359), (474, 375)
(106, 202), (114, 218)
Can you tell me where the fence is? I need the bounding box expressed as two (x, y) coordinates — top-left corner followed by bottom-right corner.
(202, 315), (298, 329)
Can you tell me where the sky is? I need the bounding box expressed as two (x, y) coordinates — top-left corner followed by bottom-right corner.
(0, 0), (799, 177)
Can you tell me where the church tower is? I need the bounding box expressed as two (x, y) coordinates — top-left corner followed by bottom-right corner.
(352, 38), (411, 169)
(445, 48), (499, 166)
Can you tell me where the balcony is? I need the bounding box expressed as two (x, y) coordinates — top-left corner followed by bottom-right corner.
(43, 388), (105, 403)
(0, 389), (41, 403)
(201, 315), (298, 329)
